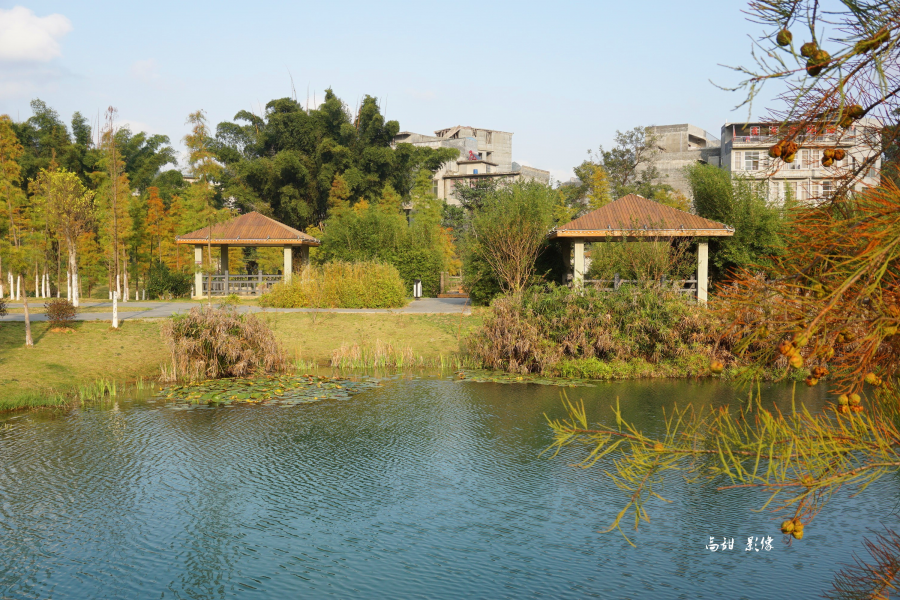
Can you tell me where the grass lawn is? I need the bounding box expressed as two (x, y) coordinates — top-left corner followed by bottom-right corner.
(0, 311), (483, 409)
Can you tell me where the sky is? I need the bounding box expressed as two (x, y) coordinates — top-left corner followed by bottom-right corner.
(0, 0), (783, 183)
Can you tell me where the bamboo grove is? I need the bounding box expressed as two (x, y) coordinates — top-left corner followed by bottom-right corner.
(549, 1), (900, 595)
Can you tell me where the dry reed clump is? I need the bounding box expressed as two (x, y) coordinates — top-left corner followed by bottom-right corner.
(160, 305), (289, 382)
(467, 284), (716, 376)
(259, 261), (407, 309)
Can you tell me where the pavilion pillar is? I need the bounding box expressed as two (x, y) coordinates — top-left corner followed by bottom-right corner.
(573, 238), (586, 287)
(560, 240), (571, 284)
(193, 245), (204, 299)
(697, 242), (709, 304)
(219, 245), (229, 274)
(283, 246), (293, 284)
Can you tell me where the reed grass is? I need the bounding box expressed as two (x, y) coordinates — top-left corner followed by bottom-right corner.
(330, 339), (476, 370)
(259, 262), (407, 309)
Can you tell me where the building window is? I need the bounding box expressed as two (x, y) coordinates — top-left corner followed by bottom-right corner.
(822, 180), (833, 196)
(473, 169), (479, 174)
(733, 151), (742, 171)
(485, 131), (492, 144)
(802, 149), (816, 169)
(744, 151), (760, 171)
(478, 152), (483, 159)
(769, 125), (779, 135)
(750, 126), (760, 136)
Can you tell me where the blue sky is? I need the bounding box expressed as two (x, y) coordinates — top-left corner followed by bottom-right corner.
(0, 1), (780, 182)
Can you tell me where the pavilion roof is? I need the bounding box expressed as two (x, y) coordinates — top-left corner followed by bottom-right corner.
(549, 194), (734, 239)
(175, 211), (320, 246)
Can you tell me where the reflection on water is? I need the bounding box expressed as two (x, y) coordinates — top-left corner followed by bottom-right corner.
(0, 377), (895, 599)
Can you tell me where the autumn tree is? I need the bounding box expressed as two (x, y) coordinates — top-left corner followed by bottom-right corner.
(36, 169), (95, 307)
(551, 2), (900, 596)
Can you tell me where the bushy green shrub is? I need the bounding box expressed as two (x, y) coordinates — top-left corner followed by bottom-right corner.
(259, 261), (407, 309)
(467, 284), (714, 375)
(317, 195), (451, 297)
(161, 305), (289, 381)
(44, 299), (76, 328)
(147, 260), (192, 299)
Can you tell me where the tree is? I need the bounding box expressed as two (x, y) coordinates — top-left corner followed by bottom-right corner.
(467, 180), (556, 295)
(36, 169), (94, 307)
(550, 2), (900, 595)
(594, 126), (670, 199)
(686, 162), (790, 279)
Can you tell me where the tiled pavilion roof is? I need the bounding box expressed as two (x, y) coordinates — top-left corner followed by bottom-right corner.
(175, 211), (320, 246)
(549, 194), (734, 239)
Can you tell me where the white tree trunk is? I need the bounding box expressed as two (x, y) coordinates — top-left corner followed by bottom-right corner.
(16, 275), (20, 300)
(8, 272), (13, 300)
(116, 273), (121, 299)
(112, 290), (119, 329)
(67, 270), (72, 302)
(68, 250), (79, 308)
(21, 276), (32, 347)
(124, 270), (129, 303)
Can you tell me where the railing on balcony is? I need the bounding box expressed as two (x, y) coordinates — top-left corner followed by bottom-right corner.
(731, 133), (856, 146)
(200, 273), (284, 296)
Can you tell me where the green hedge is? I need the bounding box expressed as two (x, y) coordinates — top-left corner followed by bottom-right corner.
(259, 261), (407, 309)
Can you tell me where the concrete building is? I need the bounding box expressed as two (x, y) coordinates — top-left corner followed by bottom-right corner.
(646, 124), (721, 197)
(393, 126), (550, 205)
(720, 119), (882, 202)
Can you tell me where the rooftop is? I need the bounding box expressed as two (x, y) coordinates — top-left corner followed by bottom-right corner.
(550, 194), (734, 239)
(175, 211), (320, 246)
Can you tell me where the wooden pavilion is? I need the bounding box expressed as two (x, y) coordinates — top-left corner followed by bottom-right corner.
(548, 194), (734, 303)
(175, 211), (320, 298)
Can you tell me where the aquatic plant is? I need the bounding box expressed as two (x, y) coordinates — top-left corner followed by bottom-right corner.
(160, 305), (289, 381)
(467, 284), (714, 376)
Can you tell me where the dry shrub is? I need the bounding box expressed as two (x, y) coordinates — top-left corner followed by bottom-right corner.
(259, 261), (406, 309)
(467, 284), (715, 375)
(160, 305), (289, 381)
(44, 299), (76, 329)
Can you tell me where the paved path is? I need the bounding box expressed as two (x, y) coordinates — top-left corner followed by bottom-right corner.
(0, 297), (472, 322)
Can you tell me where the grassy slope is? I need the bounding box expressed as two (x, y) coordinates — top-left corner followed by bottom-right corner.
(0, 312), (483, 405)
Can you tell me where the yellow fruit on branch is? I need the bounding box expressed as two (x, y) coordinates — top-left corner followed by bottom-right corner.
(833, 148), (846, 161)
(790, 354), (804, 369)
(710, 360), (725, 374)
(823, 148), (835, 159)
(848, 104), (865, 119)
(778, 341), (795, 356)
(776, 29), (793, 47)
(849, 393), (861, 406)
(805, 376), (818, 386)
(781, 520), (795, 534)
(838, 394), (850, 406)
(865, 372), (882, 386)
(800, 42), (818, 57)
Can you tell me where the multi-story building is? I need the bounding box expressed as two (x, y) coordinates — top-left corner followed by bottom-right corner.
(393, 126), (550, 205)
(720, 119), (882, 202)
(646, 124), (721, 197)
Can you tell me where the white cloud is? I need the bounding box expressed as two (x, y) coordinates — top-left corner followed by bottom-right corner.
(0, 6), (71, 63)
(406, 88), (436, 101)
(130, 59), (160, 83)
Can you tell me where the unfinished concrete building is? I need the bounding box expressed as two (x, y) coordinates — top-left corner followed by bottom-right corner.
(646, 124), (721, 197)
(393, 126), (550, 205)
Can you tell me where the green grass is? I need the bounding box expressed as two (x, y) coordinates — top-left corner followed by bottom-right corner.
(0, 311), (484, 412)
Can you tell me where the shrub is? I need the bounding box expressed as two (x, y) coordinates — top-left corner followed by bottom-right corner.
(317, 193), (452, 297)
(160, 305), (289, 381)
(587, 239), (694, 281)
(467, 284), (714, 375)
(259, 261), (407, 309)
(0, 297), (6, 317)
(44, 299), (76, 328)
(147, 260), (192, 299)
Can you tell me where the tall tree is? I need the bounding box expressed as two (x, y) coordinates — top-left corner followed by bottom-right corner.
(36, 169), (95, 306)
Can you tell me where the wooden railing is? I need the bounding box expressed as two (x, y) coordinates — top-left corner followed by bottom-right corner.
(440, 272), (465, 295)
(201, 273), (283, 296)
(583, 274), (698, 296)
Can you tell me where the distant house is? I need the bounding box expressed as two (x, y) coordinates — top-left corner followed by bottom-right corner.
(393, 126), (550, 205)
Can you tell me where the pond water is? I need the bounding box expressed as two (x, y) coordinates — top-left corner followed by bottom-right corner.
(0, 377), (896, 599)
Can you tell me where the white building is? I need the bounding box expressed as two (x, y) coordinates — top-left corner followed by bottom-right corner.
(720, 119), (882, 202)
(393, 126), (550, 205)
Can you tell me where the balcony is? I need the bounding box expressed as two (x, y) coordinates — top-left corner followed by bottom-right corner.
(731, 133), (856, 147)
